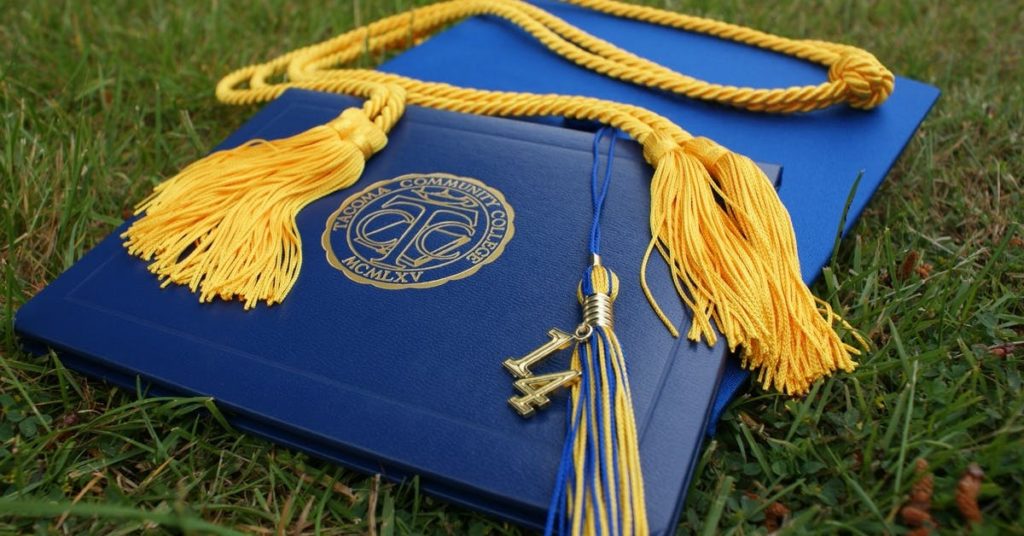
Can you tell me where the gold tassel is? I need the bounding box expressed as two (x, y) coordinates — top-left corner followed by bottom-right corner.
(640, 134), (865, 395)
(122, 107), (389, 309)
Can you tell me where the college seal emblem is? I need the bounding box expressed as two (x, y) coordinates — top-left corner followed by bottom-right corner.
(322, 173), (515, 289)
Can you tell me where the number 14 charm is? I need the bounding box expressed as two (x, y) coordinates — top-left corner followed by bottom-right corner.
(502, 327), (587, 417)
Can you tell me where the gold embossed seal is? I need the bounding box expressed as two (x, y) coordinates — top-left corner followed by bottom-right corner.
(322, 173), (515, 289)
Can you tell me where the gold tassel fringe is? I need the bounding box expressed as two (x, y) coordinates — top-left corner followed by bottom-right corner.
(122, 108), (387, 309)
(559, 266), (647, 535)
(641, 135), (866, 394)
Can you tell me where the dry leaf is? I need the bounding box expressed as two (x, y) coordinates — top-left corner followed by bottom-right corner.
(738, 412), (762, 431)
(851, 450), (864, 472)
(898, 250), (920, 280)
(764, 501), (790, 532)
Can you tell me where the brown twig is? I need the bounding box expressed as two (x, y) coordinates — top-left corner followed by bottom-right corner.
(367, 474), (381, 536)
(294, 470), (357, 502)
(54, 472), (105, 531)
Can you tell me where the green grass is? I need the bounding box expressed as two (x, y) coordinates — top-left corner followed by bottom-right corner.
(1, 0), (1021, 533)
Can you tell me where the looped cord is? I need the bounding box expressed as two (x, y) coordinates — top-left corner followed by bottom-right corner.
(217, 0), (894, 119)
(563, 0), (894, 112)
(589, 127), (618, 256)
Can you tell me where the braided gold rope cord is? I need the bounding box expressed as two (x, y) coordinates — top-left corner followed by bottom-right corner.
(217, 0), (893, 119)
(565, 0), (894, 110)
(125, 0), (879, 396)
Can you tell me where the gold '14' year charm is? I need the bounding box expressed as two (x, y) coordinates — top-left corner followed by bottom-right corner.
(502, 326), (590, 417)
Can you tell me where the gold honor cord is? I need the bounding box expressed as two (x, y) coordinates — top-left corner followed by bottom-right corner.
(124, 0), (882, 400)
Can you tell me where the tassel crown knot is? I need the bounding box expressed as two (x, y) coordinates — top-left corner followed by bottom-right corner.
(828, 50), (895, 110)
(681, 137), (728, 167)
(641, 134), (681, 165)
(327, 108), (387, 159)
(578, 265), (620, 304)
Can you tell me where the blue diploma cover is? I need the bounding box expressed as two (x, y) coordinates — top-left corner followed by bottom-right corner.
(15, 2), (938, 532)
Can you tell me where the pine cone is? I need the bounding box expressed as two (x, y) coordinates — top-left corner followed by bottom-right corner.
(956, 463), (984, 523)
(900, 458), (937, 534)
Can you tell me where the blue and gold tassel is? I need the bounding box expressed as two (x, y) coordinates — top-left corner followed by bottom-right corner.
(502, 128), (648, 534)
(545, 262), (647, 535)
(554, 128), (647, 535)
